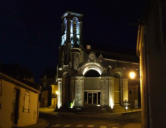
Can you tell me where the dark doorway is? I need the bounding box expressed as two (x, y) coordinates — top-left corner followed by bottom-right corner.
(13, 89), (20, 125)
(84, 91), (101, 105)
(88, 93), (92, 104)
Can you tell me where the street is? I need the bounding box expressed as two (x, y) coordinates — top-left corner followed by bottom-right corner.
(39, 111), (141, 128)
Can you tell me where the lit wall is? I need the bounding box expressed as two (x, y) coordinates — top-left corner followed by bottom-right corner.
(51, 84), (58, 107)
(0, 77), (39, 128)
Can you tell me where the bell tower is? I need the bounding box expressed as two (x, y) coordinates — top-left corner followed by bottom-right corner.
(61, 12), (83, 47)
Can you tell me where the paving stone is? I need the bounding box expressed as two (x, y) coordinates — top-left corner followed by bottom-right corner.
(75, 124), (84, 127)
(87, 124), (95, 127)
(64, 124), (71, 127)
(51, 124), (61, 127)
(99, 125), (107, 128)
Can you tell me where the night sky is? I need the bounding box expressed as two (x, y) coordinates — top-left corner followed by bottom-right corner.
(0, 0), (145, 78)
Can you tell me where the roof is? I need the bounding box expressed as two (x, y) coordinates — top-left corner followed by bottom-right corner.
(0, 72), (40, 93)
(85, 48), (139, 63)
(0, 64), (40, 90)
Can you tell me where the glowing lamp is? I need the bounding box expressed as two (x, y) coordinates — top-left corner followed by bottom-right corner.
(70, 100), (75, 109)
(56, 91), (59, 95)
(109, 97), (114, 109)
(129, 71), (136, 79)
(125, 106), (128, 110)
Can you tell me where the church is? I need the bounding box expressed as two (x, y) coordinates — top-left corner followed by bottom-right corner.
(56, 12), (140, 110)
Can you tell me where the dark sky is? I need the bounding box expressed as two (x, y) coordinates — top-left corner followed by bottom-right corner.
(0, 0), (145, 77)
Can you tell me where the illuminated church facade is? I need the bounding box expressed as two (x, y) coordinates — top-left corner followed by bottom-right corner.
(57, 12), (140, 110)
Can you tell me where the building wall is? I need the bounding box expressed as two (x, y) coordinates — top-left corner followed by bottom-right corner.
(70, 76), (120, 107)
(0, 80), (15, 128)
(128, 82), (139, 108)
(137, 0), (166, 127)
(84, 77), (101, 90)
(0, 79), (39, 128)
(74, 77), (84, 107)
(84, 77), (110, 106)
(17, 89), (39, 127)
(51, 85), (58, 108)
(40, 90), (49, 107)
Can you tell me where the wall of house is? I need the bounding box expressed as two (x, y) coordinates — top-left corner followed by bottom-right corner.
(0, 79), (39, 128)
(17, 89), (39, 127)
(0, 80), (15, 128)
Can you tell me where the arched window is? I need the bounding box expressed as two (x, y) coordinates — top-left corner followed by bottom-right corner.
(84, 70), (100, 77)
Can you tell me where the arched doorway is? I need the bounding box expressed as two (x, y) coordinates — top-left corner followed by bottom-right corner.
(84, 69), (101, 105)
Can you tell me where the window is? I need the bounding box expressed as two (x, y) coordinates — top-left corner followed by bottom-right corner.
(23, 91), (30, 112)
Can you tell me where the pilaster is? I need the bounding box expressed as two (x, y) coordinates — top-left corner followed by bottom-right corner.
(74, 77), (84, 107)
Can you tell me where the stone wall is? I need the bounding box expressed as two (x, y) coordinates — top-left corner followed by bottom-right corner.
(74, 77), (84, 107)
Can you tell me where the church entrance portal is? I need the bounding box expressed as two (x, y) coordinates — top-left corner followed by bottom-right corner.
(84, 69), (102, 106)
(84, 91), (101, 105)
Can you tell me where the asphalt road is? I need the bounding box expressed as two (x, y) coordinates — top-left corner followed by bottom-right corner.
(40, 111), (141, 128)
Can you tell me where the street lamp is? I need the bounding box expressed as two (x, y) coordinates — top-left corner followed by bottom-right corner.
(124, 100), (129, 110)
(129, 71), (136, 79)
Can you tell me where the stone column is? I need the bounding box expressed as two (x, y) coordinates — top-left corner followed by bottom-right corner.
(100, 77), (109, 106)
(100, 78), (105, 106)
(70, 77), (75, 102)
(122, 79), (128, 103)
(109, 77), (114, 109)
(57, 78), (62, 108)
(74, 77), (84, 107)
(120, 78), (123, 105)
